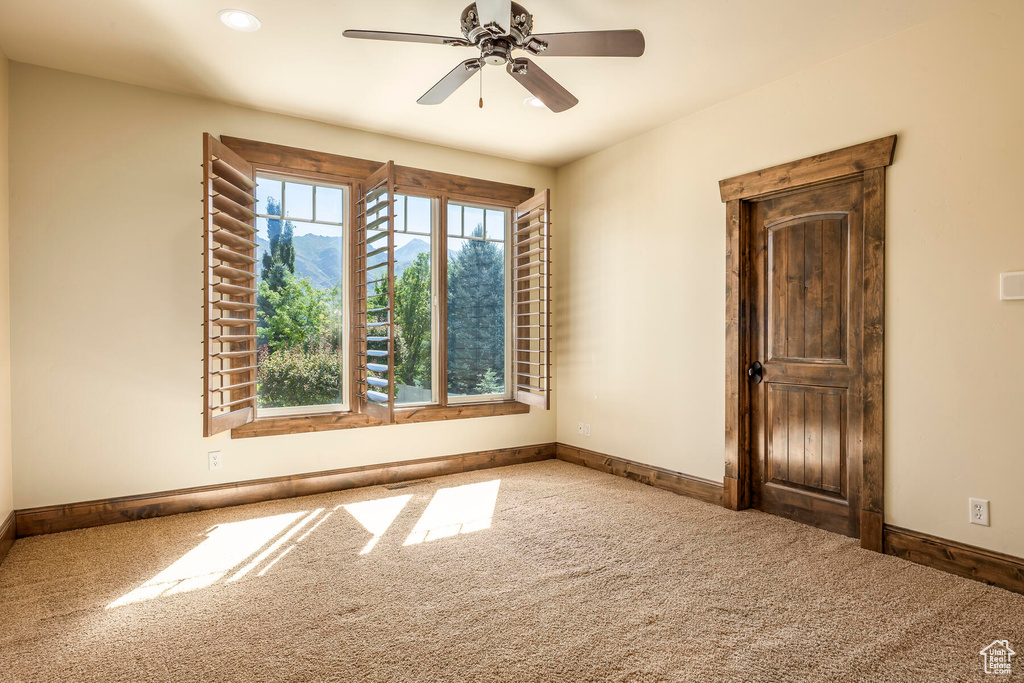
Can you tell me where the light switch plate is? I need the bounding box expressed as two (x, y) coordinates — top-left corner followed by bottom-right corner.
(1000, 271), (1024, 300)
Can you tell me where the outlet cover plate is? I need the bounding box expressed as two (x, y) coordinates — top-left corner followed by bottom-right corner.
(969, 498), (989, 526)
(209, 451), (222, 471)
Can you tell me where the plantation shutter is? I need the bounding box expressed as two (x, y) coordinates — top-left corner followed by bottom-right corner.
(355, 161), (397, 423)
(202, 133), (259, 436)
(512, 189), (552, 410)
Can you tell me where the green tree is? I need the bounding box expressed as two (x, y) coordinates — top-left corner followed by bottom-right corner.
(473, 369), (503, 394)
(447, 226), (505, 395)
(258, 198), (296, 344)
(260, 197), (295, 284)
(257, 274), (335, 352)
(394, 251), (432, 387)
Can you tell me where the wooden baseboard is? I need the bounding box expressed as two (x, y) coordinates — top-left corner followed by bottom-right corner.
(0, 511), (14, 566)
(556, 443), (724, 507)
(884, 525), (1024, 596)
(15, 443), (557, 537)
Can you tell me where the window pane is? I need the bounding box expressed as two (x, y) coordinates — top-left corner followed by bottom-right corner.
(256, 178), (282, 216)
(284, 182), (313, 220)
(463, 206), (485, 240)
(394, 230), (433, 405)
(315, 186), (344, 224)
(407, 196), (432, 235)
(447, 228), (506, 399)
(392, 194), (406, 232)
(485, 209), (505, 242)
(447, 203), (462, 236)
(256, 177), (345, 412)
(367, 193), (388, 223)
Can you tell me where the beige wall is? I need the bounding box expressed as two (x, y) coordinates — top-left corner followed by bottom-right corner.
(0, 47), (12, 521)
(556, 0), (1024, 557)
(8, 64), (556, 509)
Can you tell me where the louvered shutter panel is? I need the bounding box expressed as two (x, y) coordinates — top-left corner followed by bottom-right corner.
(512, 190), (552, 410)
(355, 162), (397, 423)
(202, 133), (259, 436)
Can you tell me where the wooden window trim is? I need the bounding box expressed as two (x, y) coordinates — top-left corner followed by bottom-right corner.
(222, 137), (538, 439)
(231, 401), (530, 439)
(222, 137), (534, 207)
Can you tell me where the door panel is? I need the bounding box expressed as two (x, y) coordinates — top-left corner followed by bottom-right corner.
(750, 179), (863, 538)
(768, 216), (847, 363)
(767, 384), (846, 495)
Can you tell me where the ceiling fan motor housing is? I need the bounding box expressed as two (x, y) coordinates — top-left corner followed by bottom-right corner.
(461, 3), (534, 49)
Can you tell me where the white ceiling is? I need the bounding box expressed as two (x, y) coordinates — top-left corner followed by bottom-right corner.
(0, 0), (968, 166)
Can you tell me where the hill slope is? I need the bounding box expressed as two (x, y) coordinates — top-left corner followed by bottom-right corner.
(256, 235), (432, 288)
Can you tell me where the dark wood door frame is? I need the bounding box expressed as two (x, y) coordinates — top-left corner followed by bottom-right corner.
(719, 135), (896, 552)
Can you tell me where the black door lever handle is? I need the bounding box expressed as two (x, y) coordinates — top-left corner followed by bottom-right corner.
(748, 361), (763, 384)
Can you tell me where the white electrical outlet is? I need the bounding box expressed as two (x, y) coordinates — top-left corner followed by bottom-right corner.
(209, 451), (222, 471)
(577, 422), (584, 435)
(584, 423), (591, 437)
(969, 498), (989, 526)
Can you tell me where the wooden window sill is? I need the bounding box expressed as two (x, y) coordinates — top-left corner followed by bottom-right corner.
(231, 401), (530, 439)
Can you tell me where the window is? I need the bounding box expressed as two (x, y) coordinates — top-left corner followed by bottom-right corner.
(201, 133), (552, 437)
(253, 175), (348, 416)
(391, 194), (437, 406)
(446, 202), (510, 401)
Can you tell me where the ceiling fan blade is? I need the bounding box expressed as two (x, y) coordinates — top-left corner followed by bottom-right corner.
(475, 0), (512, 34)
(506, 58), (578, 113)
(418, 59), (484, 105)
(343, 30), (468, 47)
(527, 30), (645, 57)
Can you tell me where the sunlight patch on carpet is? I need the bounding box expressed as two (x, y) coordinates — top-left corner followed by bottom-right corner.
(107, 511), (310, 608)
(343, 494), (414, 555)
(227, 508), (325, 582)
(404, 479), (500, 546)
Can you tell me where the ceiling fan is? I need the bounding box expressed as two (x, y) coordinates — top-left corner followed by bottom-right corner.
(343, 1), (645, 113)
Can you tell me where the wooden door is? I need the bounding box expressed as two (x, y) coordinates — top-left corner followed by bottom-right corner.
(748, 179), (864, 537)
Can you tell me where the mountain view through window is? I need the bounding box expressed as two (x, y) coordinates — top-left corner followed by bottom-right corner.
(254, 176), (346, 411)
(255, 174), (509, 414)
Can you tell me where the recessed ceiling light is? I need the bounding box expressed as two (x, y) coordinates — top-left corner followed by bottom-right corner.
(524, 96), (546, 109)
(218, 9), (261, 32)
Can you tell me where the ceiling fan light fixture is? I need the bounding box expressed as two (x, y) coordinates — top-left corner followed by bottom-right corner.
(218, 9), (261, 32)
(524, 96), (546, 108)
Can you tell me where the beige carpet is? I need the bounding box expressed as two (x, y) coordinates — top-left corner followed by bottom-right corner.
(1, 460), (1022, 682)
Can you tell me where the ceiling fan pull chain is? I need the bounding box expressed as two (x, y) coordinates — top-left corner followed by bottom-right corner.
(479, 68), (484, 109)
